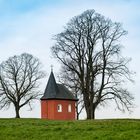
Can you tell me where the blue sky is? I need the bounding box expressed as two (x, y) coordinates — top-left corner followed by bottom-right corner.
(0, 0), (47, 14)
(0, 0), (140, 119)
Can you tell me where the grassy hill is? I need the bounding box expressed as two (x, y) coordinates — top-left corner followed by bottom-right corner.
(0, 119), (139, 140)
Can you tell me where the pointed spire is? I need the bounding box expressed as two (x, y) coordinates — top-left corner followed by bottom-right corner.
(42, 71), (58, 99)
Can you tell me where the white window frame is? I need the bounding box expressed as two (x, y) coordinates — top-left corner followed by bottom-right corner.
(57, 104), (62, 112)
(68, 104), (72, 112)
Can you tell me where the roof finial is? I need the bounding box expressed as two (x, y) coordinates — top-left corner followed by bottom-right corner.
(51, 65), (53, 72)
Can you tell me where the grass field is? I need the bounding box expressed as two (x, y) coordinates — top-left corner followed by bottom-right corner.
(0, 119), (140, 140)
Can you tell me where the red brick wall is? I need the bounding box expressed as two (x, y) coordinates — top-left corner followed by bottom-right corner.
(41, 100), (76, 120)
(41, 100), (48, 119)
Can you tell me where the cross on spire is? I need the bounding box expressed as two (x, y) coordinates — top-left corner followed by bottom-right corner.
(51, 65), (53, 72)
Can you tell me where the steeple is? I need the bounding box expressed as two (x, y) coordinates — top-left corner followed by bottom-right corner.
(41, 71), (58, 99)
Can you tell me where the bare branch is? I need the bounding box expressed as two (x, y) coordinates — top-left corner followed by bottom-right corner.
(51, 9), (134, 119)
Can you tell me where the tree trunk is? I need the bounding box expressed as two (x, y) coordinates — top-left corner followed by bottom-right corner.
(85, 104), (91, 119)
(15, 105), (20, 118)
(76, 103), (79, 120)
(77, 113), (79, 120)
(84, 93), (91, 119)
(91, 108), (95, 119)
(85, 102), (96, 119)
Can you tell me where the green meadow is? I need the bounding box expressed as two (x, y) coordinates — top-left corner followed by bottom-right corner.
(0, 119), (139, 140)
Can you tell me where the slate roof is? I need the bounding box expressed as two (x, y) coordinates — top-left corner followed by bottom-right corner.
(41, 72), (78, 101)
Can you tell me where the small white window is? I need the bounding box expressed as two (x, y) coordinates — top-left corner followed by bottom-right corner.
(57, 104), (62, 112)
(68, 104), (72, 112)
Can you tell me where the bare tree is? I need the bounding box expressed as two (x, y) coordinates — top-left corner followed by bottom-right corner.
(0, 53), (45, 118)
(52, 10), (134, 119)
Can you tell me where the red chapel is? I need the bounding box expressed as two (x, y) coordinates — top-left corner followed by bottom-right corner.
(40, 71), (78, 120)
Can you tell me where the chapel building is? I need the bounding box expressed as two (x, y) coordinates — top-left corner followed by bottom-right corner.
(40, 71), (78, 120)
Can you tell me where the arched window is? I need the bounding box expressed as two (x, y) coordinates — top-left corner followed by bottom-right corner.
(68, 104), (72, 112)
(57, 104), (62, 112)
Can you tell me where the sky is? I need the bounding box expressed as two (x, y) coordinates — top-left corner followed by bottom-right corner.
(0, 0), (140, 119)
